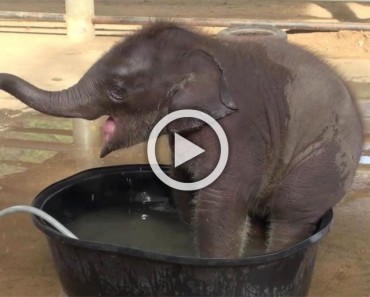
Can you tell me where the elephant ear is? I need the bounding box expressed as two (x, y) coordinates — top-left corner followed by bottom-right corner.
(167, 49), (238, 133)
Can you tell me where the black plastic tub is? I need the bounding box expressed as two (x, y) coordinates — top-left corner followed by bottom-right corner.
(32, 165), (332, 297)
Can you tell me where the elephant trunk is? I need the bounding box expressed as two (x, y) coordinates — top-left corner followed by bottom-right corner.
(0, 73), (101, 120)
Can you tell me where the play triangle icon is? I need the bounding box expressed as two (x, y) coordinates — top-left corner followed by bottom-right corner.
(174, 133), (205, 168)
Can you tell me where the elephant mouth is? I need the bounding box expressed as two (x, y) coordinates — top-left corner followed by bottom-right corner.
(103, 116), (116, 145)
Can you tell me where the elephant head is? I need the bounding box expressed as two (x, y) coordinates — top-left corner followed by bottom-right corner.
(0, 22), (237, 157)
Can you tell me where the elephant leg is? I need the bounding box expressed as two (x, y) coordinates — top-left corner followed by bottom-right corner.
(267, 142), (353, 252)
(193, 187), (250, 258)
(267, 220), (316, 252)
(171, 167), (194, 225)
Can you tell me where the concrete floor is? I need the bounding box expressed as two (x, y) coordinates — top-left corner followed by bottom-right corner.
(1, 30), (370, 297)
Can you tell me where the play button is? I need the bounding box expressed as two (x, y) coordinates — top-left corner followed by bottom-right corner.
(147, 109), (229, 191)
(174, 133), (205, 167)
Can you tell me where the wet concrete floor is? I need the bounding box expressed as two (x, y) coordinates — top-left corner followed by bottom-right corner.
(0, 32), (370, 296)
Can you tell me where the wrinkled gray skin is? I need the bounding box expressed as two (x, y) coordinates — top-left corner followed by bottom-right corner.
(0, 23), (363, 258)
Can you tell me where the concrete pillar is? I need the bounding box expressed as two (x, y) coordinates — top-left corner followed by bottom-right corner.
(66, 1), (100, 152)
(72, 117), (105, 150)
(65, 0), (95, 42)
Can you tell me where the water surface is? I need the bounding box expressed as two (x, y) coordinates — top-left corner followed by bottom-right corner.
(66, 202), (267, 257)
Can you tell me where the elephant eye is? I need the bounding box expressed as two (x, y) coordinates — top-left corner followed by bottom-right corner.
(107, 80), (130, 103)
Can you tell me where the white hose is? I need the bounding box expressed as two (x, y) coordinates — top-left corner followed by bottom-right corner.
(0, 205), (78, 239)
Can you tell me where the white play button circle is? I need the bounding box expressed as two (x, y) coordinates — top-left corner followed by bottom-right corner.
(174, 133), (205, 168)
(147, 109), (229, 191)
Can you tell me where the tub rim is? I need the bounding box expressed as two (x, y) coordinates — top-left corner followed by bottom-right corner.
(217, 25), (288, 39)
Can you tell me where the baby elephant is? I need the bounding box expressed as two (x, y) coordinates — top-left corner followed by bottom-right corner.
(0, 22), (363, 258)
